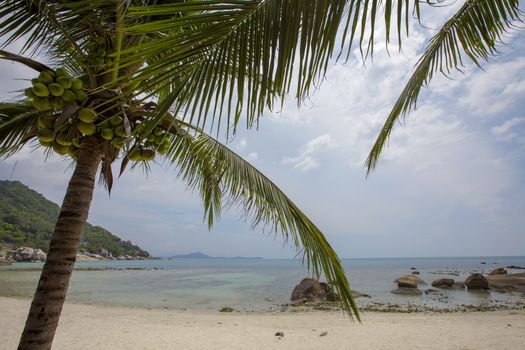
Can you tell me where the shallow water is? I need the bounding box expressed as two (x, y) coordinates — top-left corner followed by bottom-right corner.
(1, 256), (524, 311)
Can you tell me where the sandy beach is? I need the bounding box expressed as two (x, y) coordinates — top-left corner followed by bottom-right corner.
(1, 297), (524, 350)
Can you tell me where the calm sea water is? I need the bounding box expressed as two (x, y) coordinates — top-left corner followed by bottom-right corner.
(1, 256), (524, 311)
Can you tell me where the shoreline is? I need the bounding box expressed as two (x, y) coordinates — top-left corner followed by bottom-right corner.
(2, 296), (524, 350)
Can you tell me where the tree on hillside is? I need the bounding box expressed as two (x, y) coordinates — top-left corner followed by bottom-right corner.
(0, 1), (520, 349)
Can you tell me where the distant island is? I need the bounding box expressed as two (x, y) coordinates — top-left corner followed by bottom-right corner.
(169, 252), (262, 259)
(0, 180), (150, 261)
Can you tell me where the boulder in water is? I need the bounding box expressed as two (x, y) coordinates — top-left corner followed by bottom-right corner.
(465, 273), (489, 290)
(391, 287), (423, 296)
(487, 273), (525, 293)
(489, 267), (508, 275)
(290, 278), (326, 302)
(432, 278), (455, 288)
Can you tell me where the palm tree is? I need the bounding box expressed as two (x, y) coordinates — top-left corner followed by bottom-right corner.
(0, 1), (520, 349)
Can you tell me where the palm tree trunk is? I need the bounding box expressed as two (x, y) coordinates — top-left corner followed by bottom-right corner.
(18, 137), (103, 350)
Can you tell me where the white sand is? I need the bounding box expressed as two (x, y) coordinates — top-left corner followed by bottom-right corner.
(1, 296), (524, 350)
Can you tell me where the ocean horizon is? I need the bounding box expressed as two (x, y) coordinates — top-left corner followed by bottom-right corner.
(1, 255), (524, 312)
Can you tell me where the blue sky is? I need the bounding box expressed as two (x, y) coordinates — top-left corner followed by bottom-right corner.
(1, 4), (524, 258)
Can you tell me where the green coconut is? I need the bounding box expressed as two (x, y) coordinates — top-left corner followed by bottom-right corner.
(55, 68), (69, 78)
(25, 88), (36, 99)
(141, 149), (156, 161)
(101, 128), (114, 141)
(76, 121), (97, 135)
(71, 79), (84, 90)
(127, 150), (142, 161)
(51, 96), (64, 109)
(61, 90), (77, 102)
(32, 83), (50, 97)
(31, 78), (39, 85)
(153, 127), (163, 136)
(154, 135), (164, 146)
(147, 133), (156, 143)
(37, 128), (55, 142)
(74, 90), (87, 102)
(38, 139), (53, 148)
(37, 71), (54, 84)
(56, 76), (72, 89)
(111, 136), (126, 149)
(48, 83), (65, 97)
(114, 125), (126, 137)
(37, 115), (55, 129)
(157, 144), (169, 155)
(56, 133), (73, 146)
(78, 108), (98, 123)
(33, 97), (53, 111)
(53, 143), (70, 156)
(109, 116), (123, 126)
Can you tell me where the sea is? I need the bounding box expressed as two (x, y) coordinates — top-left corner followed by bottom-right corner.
(1, 256), (524, 312)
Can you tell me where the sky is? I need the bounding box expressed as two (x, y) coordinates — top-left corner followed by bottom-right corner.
(1, 3), (524, 259)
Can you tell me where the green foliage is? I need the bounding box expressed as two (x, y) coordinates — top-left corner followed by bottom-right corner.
(0, 180), (149, 257)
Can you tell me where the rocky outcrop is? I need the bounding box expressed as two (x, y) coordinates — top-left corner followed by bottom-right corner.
(394, 275), (426, 287)
(12, 247), (46, 262)
(489, 268), (508, 275)
(465, 273), (488, 290)
(487, 273), (525, 293)
(431, 278), (455, 288)
(392, 275), (424, 296)
(291, 278), (326, 302)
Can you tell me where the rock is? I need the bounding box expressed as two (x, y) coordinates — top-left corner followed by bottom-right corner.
(487, 273), (525, 293)
(319, 331), (328, 337)
(12, 247), (46, 262)
(410, 267), (417, 270)
(480, 261), (486, 264)
(219, 306), (234, 312)
(465, 273), (489, 290)
(424, 288), (440, 294)
(391, 287), (423, 296)
(452, 282), (465, 289)
(394, 275), (426, 287)
(275, 331), (284, 337)
(116, 256), (126, 260)
(290, 278), (326, 302)
(33, 249), (46, 261)
(351, 290), (370, 298)
(76, 253), (98, 262)
(431, 278), (455, 288)
(326, 290), (339, 302)
(507, 265), (525, 270)
(99, 248), (109, 258)
(489, 268), (508, 275)
(411, 271), (420, 275)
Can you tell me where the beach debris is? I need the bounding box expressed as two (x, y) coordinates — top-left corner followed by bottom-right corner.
(275, 331), (284, 337)
(219, 306), (234, 312)
(319, 331), (328, 337)
(465, 273), (489, 290)
(411, 271), (420, 275)
(432, 278), (455, 288)
(489, 268), (508, 275)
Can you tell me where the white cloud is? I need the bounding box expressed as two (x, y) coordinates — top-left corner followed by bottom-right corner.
(246, 152), (258, 162)
(282, 134), (335, 172)
(491, 117), (524, 140)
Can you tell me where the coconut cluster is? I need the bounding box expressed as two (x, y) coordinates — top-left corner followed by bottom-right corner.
(25, 68), (86, 111)
(127, 127), (171, 161)
(86, 36), (112, 71)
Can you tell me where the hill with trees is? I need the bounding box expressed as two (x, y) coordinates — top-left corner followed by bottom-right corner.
(0, 180), (149, 257)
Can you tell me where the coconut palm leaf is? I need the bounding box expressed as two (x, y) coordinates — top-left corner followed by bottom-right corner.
(0, 101), (46, 156)
(365, 0), (523, 173)
(163, 120), (360, 320)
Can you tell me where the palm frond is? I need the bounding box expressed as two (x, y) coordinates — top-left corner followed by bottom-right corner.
(163, 120), (360, 320)
(365, 0), (523, 173)
(0, 100), (47, 157)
